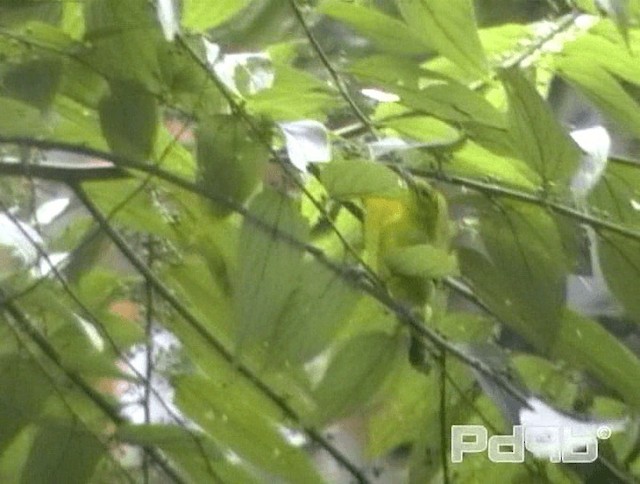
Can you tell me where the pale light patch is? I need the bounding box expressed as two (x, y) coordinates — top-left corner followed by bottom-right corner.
(368, 137), (408, 158)
(361, 88), (400, 103)
(156, 0), (180, 41)
(278, 120), (331, 171)
(304, 351), (331, 387)
(575, 14), (600, 30)
(278, 426), (308, 447)
(119, 329), (183, 425)
(631, 199), (640, 211)
(570, 125), (611, 198)
(367, 137), (431, 158)
(520, 396), (626, 459)
(0, 212), (42, 271)
(520, 16), (598, 68)
(203, 39), (274, 96)
(203, 39), (221, 66)
(224, 450), (243, 465)
(34, 252), (68, 278)
(34, 197), (70, 225)
(76, 315), (105, 352)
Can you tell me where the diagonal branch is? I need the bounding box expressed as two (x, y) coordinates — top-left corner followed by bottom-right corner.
(287, 0), (374, 133)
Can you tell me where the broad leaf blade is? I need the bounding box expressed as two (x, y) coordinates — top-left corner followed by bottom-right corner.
(233, 189), (309, 353)
(500, 67), (581, 187)
(313, 332), (401, 423)
(318, 0), (430, 56)
(397, 0), (488, 77)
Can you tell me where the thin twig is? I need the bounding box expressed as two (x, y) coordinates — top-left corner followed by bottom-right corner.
(143, 237), (155, 484)
(287, 0), (374, 133)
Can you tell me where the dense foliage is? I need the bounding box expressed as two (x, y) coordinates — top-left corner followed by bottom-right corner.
(1, 0), (640, 482)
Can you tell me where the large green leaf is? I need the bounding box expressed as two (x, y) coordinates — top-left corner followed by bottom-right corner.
(598, 235), (640, 324)
(313, 332), (401, 423)
(500, 67), (581, 187)
(267, 261), (360, 365)
(0, 357), (52, 453)
(117, 424), (257, 483)
(175, 373), (324, 483)
(320, 159), (402, 199)
(555, 24), (640, 138)
(159, 42), (223, 116)
(397, 0), (488, 77)
(590, 163), (640, 323)
(247, 64), (337, 120)
(318, 0), (430, 56)
(0, 97), (46, 137)
(551, 309), (640, 408)
(0, 0), (62, 27)
(197, 114), (268, 217)
(182, 0), (250, 32)
(383, 115), (462, 147)
(460, 200), (568, 350)
(98, 80), (158, 161)
(1, 58), (62, 111)
(449, 141), (540, 190)
(384, 243), (458, 279)
(83, 0), (163, 88)
(20, 420), (104, 484)
(233, 189), (309, 353)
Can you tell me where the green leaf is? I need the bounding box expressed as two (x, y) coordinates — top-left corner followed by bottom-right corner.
(267, 261), (360, 365)
(500, 67), (581, 186)
(233, 189), (309, 352)
(247, 64), (337, 120)
(159, 42), (223, 116)
(1, 58), (62, 111)
(368, 360), (438, 457)
(552, 309), (640, 407)
(197, 115), (268, 217)
(318, 0), (430, 56)
(460, 201), (568, 351)
(0, 0), (62, 27)
(320, 159), (402, 199)
(0, 97), (46, 137)
(0, 357), (52, 453)
(83, 0), (163, 88)
(182, 0), (250, 32)
(82, 178), (174, 239)
(175, 374), (324, 483)
(589, 163), (640, 322)
(384, 116), (462, 147)
(449, 141), (540, 190)
(597, 0), (630, 43)
(384, 243), (458, 279)
(397, 0), (488, 77)
(117, 424), (257, 483)
(98, 80), (158, 161)
(555, 26), (640, 138)
(598, 234), (640, 324)
(20, 420), (104, 484)
(313, 332), (401, 423)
